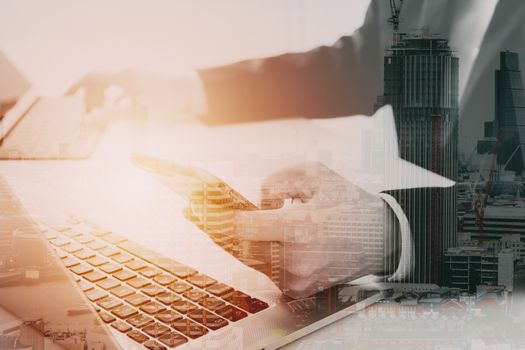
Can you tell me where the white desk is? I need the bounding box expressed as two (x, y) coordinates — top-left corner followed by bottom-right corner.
(2, 117), (522, 349)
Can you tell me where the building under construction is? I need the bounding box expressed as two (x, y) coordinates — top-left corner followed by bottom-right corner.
(378, 33), (459, 285)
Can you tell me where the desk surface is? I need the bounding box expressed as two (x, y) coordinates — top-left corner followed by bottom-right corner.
(2, 118), (524, 349)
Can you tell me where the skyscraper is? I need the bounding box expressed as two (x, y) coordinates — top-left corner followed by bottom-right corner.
(379, 33), (459, 284)
(495, 51), (525, 174)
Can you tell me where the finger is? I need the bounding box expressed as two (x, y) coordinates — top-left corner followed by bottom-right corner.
(85, 87), (106, 112)
(65, 80), (84, 95)
(260, 164), (322, 209)
(0, 96), (18, 115)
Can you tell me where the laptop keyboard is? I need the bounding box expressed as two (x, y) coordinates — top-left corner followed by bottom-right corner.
(0, 97), (105, 159)
(39, 215), (269, 349)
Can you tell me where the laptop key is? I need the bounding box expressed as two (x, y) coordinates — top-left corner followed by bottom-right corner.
(127, 313), (154, 328)
(171, 318), (208, 339)
(156, 259), (196, 279)
(64, 230), (83, 238)
(215, 305), (248, 322)
(77, 280), (94, 292)
(85, 289), (108, 302)
(125, 259), (148, 271)
(49, 237), (71, 247)
(112, 253), (134, 264)
(111, 285), (135, 298)
(142, 322), (170, 338)
(127, 277), (150, 289)
(62, 257), (80, 268)
(113, 270), (136, 281)
(183, 289), (207, 303)
(140, 301), (166, 315)
(187, 309), (228, 330)
(143, 339), (167, 350)
(99, 246), (120, 257)
(171, 300), (198, 314)
(98, 311), (116, 324)
(125, 293), (150, 307)
(222, 290), (269, 313)
(121, 244), (160, 260)
(70, 264), (93, 275)
(126, 329), (149, 344)
(97, 278), (120, 291)
(139, 267), (161, 278)
(86, 256), (108, 267)
(100, 263), (122, 274)
(44, 231), (58, 240)
(55, 249), (68, 259)
(91, 228), (112, 237)
(198, 296), (226, 312)
(111, 305), (138, 319)
(142, 285), (165, 297)
(74, 234), (94, 244)
(111, 320), (132, 333)
(168, 281), (192, 294)
(206, 282), (233, 297)
(74, 249), (96, 260)
(246, 298), (269, 313)
(155, 309), (182, 324)
(102, 233), (128, 245)
(63, 244), (83, 254)
(156, 292), (180, 305)
(153, 274), (176, 286)
(86, 240), (107, 250)
(97, 297), (123, 310)
(83, 270), (107, 283)
(158, 332), (188, 348)
(187, 273), (217, 289)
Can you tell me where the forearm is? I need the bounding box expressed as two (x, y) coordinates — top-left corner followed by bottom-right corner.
(196, 1), (388, 124)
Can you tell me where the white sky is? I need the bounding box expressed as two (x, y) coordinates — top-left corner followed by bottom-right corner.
(0, 0), (369, 93)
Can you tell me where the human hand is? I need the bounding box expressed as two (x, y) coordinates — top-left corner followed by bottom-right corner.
(66, 70), (202, 117)
(0, 94), (17, 116)
(185, 162), (386, 299)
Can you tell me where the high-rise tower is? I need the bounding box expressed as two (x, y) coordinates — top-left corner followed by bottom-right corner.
(495, 51), (525, 175)
(380, 34), (459, 284)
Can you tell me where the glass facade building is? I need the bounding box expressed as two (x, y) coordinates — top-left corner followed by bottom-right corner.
(495, 51), (525, 174)
(380, 34), (459, 284)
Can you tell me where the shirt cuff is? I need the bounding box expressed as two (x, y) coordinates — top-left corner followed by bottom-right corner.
(379, 192), (414, 282)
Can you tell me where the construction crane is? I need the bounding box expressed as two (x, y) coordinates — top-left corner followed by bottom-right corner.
(388, 0), (404, 43)
(474, 128), (504, 244)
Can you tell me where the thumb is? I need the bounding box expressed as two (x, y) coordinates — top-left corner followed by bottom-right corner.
(234, 205), (309, 242)
(260, 176), (319, 209)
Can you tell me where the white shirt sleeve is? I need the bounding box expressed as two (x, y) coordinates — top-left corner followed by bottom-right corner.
(378, 192), (414, 282)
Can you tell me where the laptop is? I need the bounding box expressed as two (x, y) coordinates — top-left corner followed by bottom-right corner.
(0, 172), (389, 349)
(0, 51), (106, 160)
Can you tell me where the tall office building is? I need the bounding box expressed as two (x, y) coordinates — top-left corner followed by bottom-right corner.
(379, 34), (459, 284)
(494, 51), (525, 174)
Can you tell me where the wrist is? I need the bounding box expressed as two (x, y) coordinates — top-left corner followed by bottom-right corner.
(182, 71), (208, 117)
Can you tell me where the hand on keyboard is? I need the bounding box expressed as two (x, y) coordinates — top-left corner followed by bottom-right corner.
(66, 70), (203, 118)
(185, 162), (385, 299)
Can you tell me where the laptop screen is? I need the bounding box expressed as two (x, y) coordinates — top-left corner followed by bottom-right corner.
(0, 52), (31, 116)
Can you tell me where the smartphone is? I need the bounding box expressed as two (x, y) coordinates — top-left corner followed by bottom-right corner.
(131, 153), (258, 210)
